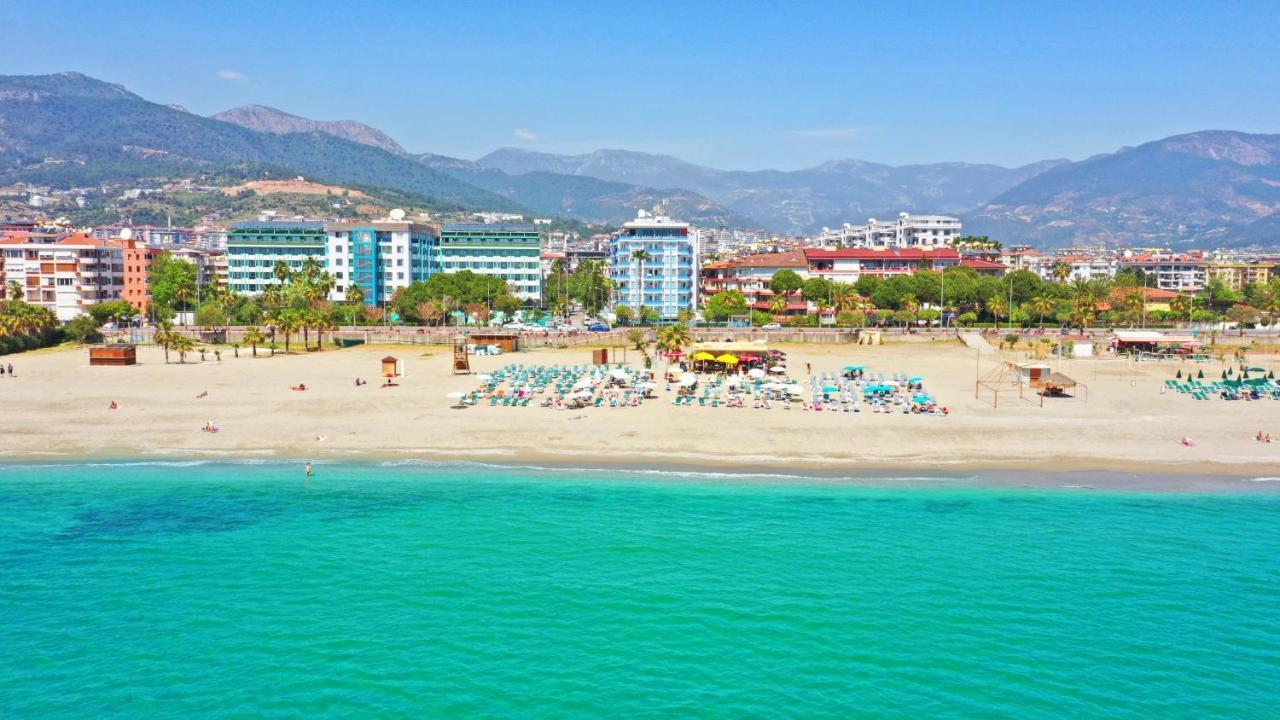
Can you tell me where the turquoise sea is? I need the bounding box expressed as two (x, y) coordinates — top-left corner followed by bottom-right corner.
(3, 462), (1280, 718)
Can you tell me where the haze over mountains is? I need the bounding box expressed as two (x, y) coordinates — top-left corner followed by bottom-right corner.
(1, 72), (1278, 248)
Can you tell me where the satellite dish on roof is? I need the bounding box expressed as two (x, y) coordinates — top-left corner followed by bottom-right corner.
(119, 228), (133, 240)
(389, 208), (406, 220)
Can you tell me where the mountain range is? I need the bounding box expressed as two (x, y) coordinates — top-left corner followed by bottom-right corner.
(1, 72), (1278, 248)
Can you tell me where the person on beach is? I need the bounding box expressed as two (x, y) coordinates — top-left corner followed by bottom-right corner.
(109, 401), (118, 410)
(305, 462), (313, 477)
(196, 391), (208, 399)
(6, 364), (12, 376)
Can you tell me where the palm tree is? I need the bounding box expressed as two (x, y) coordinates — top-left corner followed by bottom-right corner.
(273, 260), (292, 285)
(278, 312), (302, 355)
(1170, 294), (1193, 324)
(154, 321), (175, 363)
(170, 334), (196, 364)
(901, 294), (920, 323)
(1051, 261), (1071, 284)
(345, 282), (365, 325)
(1029, 294), (1055, 326)
(656, 323), (692, 354)
(630, 248), (651, 310)
(985, 295), (1008, 325)
(7, 280), (22, 301)
(242, 326), (266, 357)
(768, 295), (788, 316)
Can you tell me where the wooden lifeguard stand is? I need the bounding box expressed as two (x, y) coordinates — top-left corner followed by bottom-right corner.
(452, 335), (471, 374)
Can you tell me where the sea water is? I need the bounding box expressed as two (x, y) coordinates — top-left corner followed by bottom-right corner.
(3, 462), (1279, 718)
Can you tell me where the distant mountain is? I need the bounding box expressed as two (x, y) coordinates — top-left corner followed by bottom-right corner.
(970, 131), (1280, 248)
(417, 153), (749, 227)
(478, 148), (1066, 232)
(0, 72), (516, 212)
(213, 104), (407, 156)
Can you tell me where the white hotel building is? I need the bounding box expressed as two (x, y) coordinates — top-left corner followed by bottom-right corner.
(819, 213), (962, 249)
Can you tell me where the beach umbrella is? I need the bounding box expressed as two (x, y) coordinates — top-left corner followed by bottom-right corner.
(716, 354), (738, 365)
(770, 365), (786, 373)
(637, 381), (657, 390)
(1197, 369), (1204, 379)
(573, 389), (594, 399)
(908, 376), (924, 384)
(692, 351), (716, 361)
(1175, 369), (1182, 378)
(679, 375), (698, 387)
(822, 385), (838, 394)
(785, 384), (804, 395)
(843, 365), (864, 371)
(573, 378), (594, 389)
(610, 368), (630, 380)
(477, 374), (493, 381)
(748, 368), (766, 379)
(446, 391), (465, 399)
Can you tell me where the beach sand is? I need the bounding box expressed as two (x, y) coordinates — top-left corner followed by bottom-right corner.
(2, 338), (1278, 484)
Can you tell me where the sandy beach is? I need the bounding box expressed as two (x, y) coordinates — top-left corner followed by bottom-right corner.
(2, 337), (1279, 484)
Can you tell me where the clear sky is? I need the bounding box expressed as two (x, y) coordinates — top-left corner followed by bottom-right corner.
(6, 1), (1279, 170)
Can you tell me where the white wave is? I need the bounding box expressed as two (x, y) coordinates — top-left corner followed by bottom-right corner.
(1243, 477), (1280, 483)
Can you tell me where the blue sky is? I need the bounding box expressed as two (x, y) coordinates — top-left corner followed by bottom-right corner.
(6, 1), (1279, 170)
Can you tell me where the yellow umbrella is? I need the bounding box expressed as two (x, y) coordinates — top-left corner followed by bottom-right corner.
(716, 353), (739, 365)
(692, 352), (716, 361)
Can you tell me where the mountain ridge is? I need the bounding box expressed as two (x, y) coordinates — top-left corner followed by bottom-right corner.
(477, 147), (1068, 232)
(212, 104), (408, 156)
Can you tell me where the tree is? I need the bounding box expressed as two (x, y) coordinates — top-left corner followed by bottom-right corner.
(985, 295), (1008, 324)
(87, 301), (138, 326)
(6, 281), (21, 302)
(836, 310), (867, 328)
(638, 306), (659, 325)
(1225, 304), (1259, 334)
(630, 249), (651, 308)
(1051, 261), (1072, 283)
(614, 306), (633, 325)
(62, 315), (103, 344)
(1029, 295), (1056, 326)
(768, 295), (788, 316)
(242, 327), (266, 357)
(416, 301), (444, 326)
(278, 311), (302, 354)
(703, 290), (747, 322)
(154, 321), (175, 363)
(770, 269), (804, 298)
(169, 334), (196, 364)
(626, 328), (647, 350)
(656, 323), (692, 354)
(194, 303), (227, 327)
(148, 252), (198, 317)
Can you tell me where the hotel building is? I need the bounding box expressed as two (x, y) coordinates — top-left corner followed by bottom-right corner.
(437, 223), (542, 302)
(819, 213), (962, 249)
(0, 233), (127, 321)
(226, 221), (328, 296)
(609, 211), (696, 320)
(803, 248), (960, 283)
(325, 220), (439, 305)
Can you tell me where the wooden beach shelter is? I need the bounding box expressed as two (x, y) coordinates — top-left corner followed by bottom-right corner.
(381, 355), (404, 378)
(89, 343), (137, 366)
(452, 335), (471, 374)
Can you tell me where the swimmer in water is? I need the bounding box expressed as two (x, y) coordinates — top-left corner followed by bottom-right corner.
(305, 462), (313, 477)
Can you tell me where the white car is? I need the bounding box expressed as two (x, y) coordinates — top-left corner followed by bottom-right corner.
(502, 321), (524, 329)
(556, 324), (578, 333)
(761, 322), (782, 330)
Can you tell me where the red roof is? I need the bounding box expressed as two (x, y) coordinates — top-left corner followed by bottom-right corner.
(803, 248), (959, 261)
(961, 257), (1008, 269)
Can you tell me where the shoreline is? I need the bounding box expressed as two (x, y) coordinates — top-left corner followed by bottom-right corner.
(4, 343), (1278, 493)
(4, 446), (1278, 492)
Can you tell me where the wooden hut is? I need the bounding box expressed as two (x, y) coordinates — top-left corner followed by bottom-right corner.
(381, 356), (403, 377)
(469, 332), (520, 353)
(89, 344), (137, 367)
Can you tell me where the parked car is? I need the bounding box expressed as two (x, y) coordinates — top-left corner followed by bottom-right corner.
(586, 323), (610, 332)
(502, 321), (524, 329)
(760, 322), (782, 330)
(522, 323), (549, 335)
(556, 324), (578, 333)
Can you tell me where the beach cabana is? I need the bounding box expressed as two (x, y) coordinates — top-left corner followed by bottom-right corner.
(381, 356), (403, 377)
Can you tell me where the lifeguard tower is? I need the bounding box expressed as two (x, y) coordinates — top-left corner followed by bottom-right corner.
(452, 335), (471, 374)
